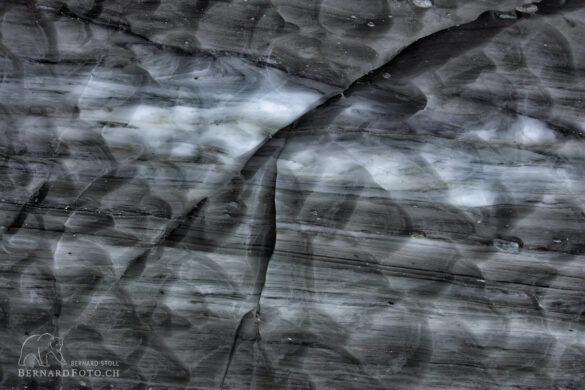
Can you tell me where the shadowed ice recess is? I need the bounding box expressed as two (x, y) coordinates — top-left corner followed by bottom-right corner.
(1, 0), (585, 389)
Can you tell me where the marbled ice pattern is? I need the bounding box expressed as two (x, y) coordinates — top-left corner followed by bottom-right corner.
(2, 0), (585, 389)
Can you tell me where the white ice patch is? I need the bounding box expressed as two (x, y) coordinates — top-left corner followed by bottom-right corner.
(353, 150), (441, 193)
(516, 116), (556, 145)
(280, 147), (358, 181)
(413, 0), (433, 8)
(471, 116), (556, 146)
(77, 55), (323, 170)
(103, 89), (319, 163)
(170, 142), (198, 158)
(235, 89), (321, 131)
(448, 186), (496, 208)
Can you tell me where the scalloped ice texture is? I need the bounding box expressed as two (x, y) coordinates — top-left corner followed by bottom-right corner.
(6, 0), (585, 389)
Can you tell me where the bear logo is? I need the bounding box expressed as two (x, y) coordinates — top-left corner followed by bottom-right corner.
(18, 333), (66, 368)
